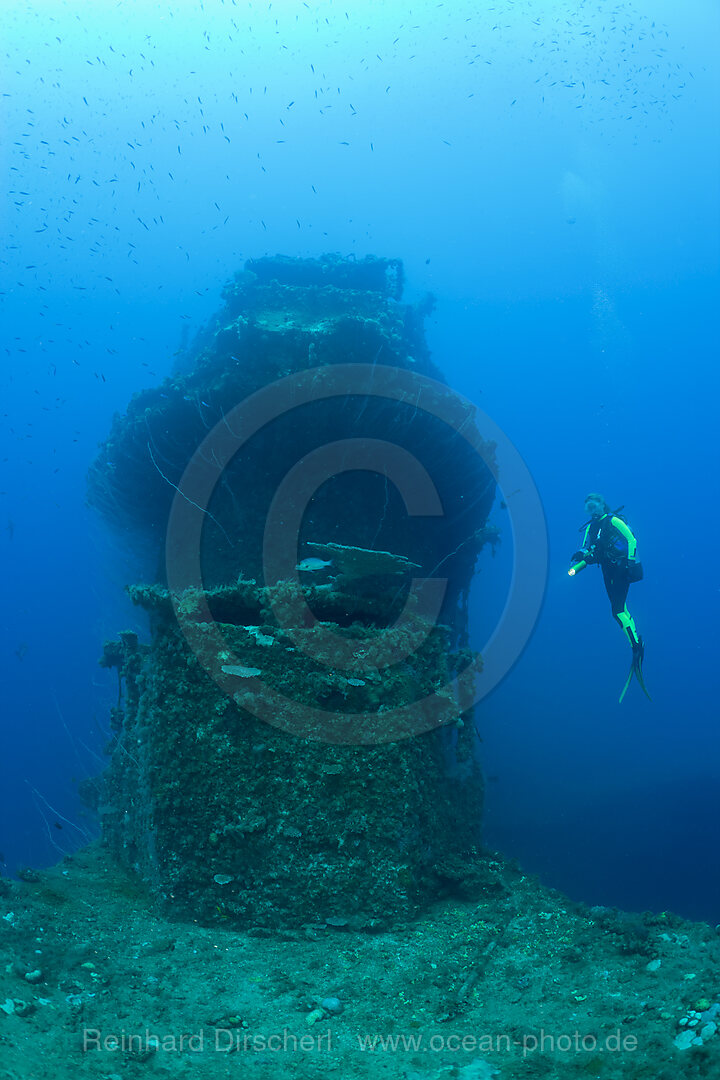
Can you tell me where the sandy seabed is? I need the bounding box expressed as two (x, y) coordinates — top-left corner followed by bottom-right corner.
(1, 846), (718, 1080)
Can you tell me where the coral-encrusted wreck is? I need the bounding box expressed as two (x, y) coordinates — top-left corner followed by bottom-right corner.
(90, 255), (497, 928)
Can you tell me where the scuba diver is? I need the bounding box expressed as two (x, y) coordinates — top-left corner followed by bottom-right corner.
(569, 493), (650, 703)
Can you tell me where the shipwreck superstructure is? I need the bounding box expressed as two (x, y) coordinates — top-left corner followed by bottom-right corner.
(90, 255), (497, 927)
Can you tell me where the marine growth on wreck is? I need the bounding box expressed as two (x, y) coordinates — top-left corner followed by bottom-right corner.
(89, 254), (498, 928)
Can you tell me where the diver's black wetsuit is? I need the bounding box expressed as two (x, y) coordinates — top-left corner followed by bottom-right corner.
(583, 514), (642, 629)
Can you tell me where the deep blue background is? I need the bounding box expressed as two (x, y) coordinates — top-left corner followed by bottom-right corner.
(2, 0), (718, 921)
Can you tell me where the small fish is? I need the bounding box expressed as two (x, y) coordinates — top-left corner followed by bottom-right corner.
(297, 557), (332, 572)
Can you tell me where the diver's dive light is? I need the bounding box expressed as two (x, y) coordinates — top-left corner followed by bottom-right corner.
(568, 560), (587, 576)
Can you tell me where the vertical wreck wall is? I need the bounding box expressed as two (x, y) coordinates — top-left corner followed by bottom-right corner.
(90, 255), (497, 928)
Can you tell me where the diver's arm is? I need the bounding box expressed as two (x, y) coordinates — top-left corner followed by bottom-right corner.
(570, 523), (596, 574)
(610, 516), (638, 561)
(574, 522), (595, 565)
(573, 523), (597, 564)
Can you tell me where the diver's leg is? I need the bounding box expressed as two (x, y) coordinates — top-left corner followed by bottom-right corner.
(617, 607), (640, 649)
(605, 570), (650, 701)
(603, 567), (637, 645)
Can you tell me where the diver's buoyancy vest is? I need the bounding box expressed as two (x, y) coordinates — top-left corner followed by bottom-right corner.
(588, 513), (630, 563)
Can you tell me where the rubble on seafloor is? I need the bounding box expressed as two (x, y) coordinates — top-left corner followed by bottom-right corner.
(1, 846), (719, 1079)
